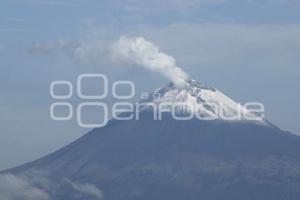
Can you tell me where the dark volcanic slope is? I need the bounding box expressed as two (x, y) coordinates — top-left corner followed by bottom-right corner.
(5, 112), (300, 200)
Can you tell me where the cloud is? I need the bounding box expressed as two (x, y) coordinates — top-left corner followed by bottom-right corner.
(29, 38), (75, 54)
(66, 180), (103, 199)
(101, 0), (227, 12)
(61, 23), (300, 71)
(0, 174), (50, 200)
(111, 36), (189, 87)
(116, 0), (227, 9)
(26, 0), (83, 6)
(267, 0), (300, 6)
(73, 38), (112, 65)
(137, 23), (300, 69)
(32, 23), (300, 72)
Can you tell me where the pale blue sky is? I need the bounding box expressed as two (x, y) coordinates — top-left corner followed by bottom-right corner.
(0, 0), (300, 170)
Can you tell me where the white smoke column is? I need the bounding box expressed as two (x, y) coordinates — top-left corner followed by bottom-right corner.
(112, 36), (189, 87)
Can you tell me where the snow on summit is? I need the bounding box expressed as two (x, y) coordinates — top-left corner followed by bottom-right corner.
(139, 80), (265, 123)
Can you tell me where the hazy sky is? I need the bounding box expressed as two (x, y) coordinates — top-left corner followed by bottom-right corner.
(0, 0), (300, 170)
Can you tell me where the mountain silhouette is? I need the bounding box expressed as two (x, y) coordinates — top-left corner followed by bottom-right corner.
(3, 81), (300, 200)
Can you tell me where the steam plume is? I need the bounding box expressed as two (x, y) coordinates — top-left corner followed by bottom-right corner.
(112, 36), (189, 87)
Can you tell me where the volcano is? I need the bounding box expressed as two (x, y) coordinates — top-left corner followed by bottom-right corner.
(2, 80), (300, 200)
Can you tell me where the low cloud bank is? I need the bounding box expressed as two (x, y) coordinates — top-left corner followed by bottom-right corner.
(0, 174), (50, 200)
(66, 179), (104, 199)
